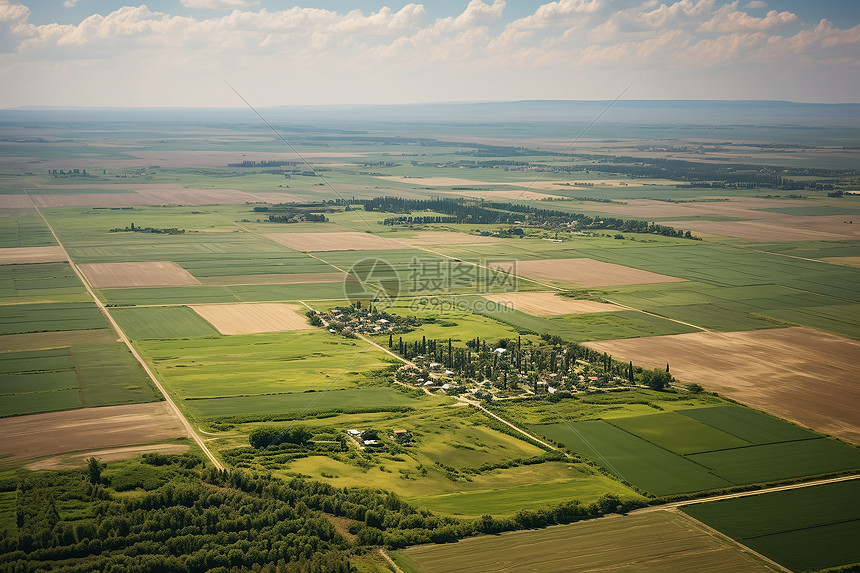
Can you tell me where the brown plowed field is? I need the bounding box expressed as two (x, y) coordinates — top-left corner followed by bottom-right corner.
(0, 246), (66, 264)
(0, 402), (188, 463)
(79, 261), (199, 288)
(190, 303), (312, 335)
(585, 327), (860, 443)
(482, 292), (623, 316)
(493, 258), (685, 287)
(267, 231), (404, 251)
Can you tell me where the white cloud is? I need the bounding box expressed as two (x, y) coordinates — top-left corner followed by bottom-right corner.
(63, 0), (78, 8)
(180, 0), (259, 10)
(0, 0), (856, 106)
(744, 1), (767, 9)
(698, 4), (799, 33)
(509, 0), (603, 30)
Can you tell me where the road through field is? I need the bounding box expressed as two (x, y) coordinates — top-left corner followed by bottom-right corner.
(29, 195), (223, 471)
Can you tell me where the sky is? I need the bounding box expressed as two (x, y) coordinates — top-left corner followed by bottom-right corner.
(1, 0), (858, 108)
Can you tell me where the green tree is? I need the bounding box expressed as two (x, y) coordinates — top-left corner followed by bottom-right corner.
(87, 457), (103, 485)
(640, 368), (673, 391)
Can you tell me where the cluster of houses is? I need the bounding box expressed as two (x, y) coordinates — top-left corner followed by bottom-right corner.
(396, 362), (465, 395)
(396, 353), (627, 400)
(322, 305), (415, 337)
(346, 428), (412, 448)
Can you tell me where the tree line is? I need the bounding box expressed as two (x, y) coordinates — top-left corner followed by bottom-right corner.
(0, 453), (646, 572)
(361, 196), (699, 239)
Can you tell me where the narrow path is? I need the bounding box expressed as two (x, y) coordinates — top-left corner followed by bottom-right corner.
(29, 196), (224, 471)
(636, 473), (860, 513)
(602, 297), (709, 332)
(378, 548), (405, 573)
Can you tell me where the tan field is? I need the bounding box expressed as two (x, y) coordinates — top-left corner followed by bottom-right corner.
(79, 261), (200, 288)
(0, 195), (35, 209)
(585, 327), (860, 443)
(198, 272), (346, 285)
(0, 246), (66, 264)
(494, 258), (686, 287)
(267, 231), (404, 251)
(399, 511), (779, 573)
(663, 219), (851, 242)
(26, 444), (190, 471)
(0, 402), (188, 463)
(482, 291), (623, 316)
(398, 232), (500, 246)
(822, 256), (860, 268)
(440, 188), (557, 201)
(190, 303), (312, 335)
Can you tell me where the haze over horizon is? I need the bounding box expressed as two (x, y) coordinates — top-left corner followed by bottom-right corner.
(0, 0), (858, 108)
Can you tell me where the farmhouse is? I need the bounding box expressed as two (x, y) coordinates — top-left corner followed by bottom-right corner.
(392, 429), (412, 443)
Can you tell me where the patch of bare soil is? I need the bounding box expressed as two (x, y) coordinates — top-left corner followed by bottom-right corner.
(0, 402), (188, 463)
(493, 258), (686, 287)
(482, 292), (624, 316)
(190, 303), (312, 335)
(0, 246), (66, 264)
(585, 327), (860, 443)
(79, 261), (199, 288)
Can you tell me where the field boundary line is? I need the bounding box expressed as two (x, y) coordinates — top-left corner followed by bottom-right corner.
(28, 197), (224, 471)
(673, 508), (792, 572)
(648, 473), (860, 511)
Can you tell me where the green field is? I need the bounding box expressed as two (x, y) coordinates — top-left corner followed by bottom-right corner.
(98, 282), (349, 305)
(0, 302), (107, 335)
(0, 215), (56, 248)
(0, 342), (159, 416)
(681, 480), (860, 572)
(395, 510), (780, 573)
(532, 420), (733, 495)
(678, 406), (821, 444)
(687, 439), (860, 484)
(0, 262), (89, 304)
(186, 386), (421, 419)
(530, 405), (860, 495)
(110, 306), (220, 339)
(138, 330), (392, 396)
(609, 411), (751, 454)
